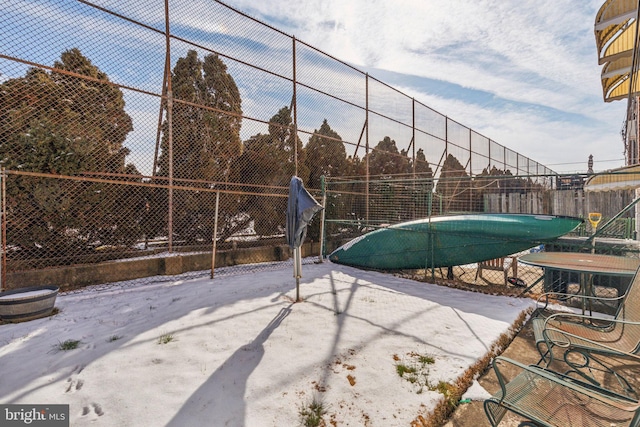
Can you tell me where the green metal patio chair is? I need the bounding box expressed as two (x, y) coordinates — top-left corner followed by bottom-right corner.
(484, 356), (640, 427)
(532, 263), (640, 396)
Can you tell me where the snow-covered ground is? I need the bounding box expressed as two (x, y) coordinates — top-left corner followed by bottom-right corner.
(0, 261), (533, 426)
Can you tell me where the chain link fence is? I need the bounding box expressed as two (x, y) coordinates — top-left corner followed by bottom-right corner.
(1, 0), (634, 295)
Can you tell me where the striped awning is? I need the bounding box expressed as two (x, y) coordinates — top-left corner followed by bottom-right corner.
(584, 164), (640, 191)
(595, 0), (640, 102)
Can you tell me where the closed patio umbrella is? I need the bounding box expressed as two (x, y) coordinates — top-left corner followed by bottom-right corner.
(285, 176), (323, 301)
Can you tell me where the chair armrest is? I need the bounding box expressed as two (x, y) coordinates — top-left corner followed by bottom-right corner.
(490, 356), (532, 402)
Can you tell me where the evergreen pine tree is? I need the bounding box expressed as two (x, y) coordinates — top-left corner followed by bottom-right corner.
(0, 48), (138, 254)
(155, 50), (243, 244)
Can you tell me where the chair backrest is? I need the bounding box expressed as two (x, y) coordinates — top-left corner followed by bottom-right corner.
(480, 258), (505, 269)
(618, 265), (640, 323)
(607, 265), (640, 356)
(541, 263), (640, 357)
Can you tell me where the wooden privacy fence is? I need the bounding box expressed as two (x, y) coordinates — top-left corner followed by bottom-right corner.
(484, 189), (635, 221)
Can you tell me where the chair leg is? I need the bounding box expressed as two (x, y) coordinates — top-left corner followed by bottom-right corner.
(536, 341), (553, 366)
(483, 399), (507, 427)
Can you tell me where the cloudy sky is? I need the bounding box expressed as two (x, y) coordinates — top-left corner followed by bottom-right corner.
(220, 0), (627, 173)
(0, 0), (628, 175)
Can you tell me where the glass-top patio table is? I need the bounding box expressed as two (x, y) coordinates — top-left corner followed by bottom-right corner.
(519, 252), (640, 276)
(518, 252), (640, 314)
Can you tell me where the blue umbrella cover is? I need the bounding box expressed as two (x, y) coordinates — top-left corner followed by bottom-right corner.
(285, 176), (323, 249)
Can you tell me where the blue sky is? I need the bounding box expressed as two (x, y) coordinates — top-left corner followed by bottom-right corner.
(221, 0), (628, 173)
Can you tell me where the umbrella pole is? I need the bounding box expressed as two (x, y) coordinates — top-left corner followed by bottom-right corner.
(294, 246), (302, 301)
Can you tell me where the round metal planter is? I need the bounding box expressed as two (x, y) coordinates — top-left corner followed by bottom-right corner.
(0, 285), (59, 323)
